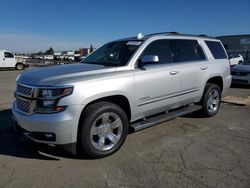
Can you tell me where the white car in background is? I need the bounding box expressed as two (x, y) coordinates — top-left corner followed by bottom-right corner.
(229, 54), (244, 66)
(44, 55), (54, 60)
(0, 50), (25, 70)
(68, 56), (75, 61)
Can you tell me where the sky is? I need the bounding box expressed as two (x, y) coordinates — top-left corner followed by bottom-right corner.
(0, 0), (249, 53)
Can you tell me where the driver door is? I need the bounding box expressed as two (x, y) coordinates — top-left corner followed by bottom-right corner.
(133, 39), (182, 118)
(4, 52), (16, 68)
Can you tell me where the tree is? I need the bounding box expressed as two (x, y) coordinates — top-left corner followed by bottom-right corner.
(78, 48), (84, 55)
(89, 44), (94, 53)
(37, 51), (43, 55)
(45, 47), (54, 55)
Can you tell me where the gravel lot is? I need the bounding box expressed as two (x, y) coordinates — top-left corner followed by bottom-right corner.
(0, 68), (250, 188)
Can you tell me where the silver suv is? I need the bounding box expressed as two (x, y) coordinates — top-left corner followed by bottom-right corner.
(12, 32), (232, 158)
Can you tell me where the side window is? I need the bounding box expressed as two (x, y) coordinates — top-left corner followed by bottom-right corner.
(141, 40), (173, 64)
(171, 39), (206, 62)
(195, 41), (206, 60)
(4, 52), (14, 58)
(205, 41), (227, 59)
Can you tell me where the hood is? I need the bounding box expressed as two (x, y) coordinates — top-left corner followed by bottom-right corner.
(17, 63), (116, 86)
(231, 64), (250, 72)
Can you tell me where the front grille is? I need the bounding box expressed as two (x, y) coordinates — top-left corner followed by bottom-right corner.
(16, 98), (31, 113)
(15, 84), (35, 114)
(16, 84), (33, 97)
(231, 71), (250, 76)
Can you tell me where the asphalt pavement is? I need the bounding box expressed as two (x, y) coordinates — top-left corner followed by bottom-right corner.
(0, 69), (250, 188)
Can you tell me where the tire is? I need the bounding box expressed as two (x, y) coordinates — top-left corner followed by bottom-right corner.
(15, 63), (24, 70)
(199, 83), (221, 117)
(238, 61), (243, 64)
(78, 102), (128, 158)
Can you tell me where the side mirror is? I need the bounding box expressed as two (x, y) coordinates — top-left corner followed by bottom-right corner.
(141, 55), (159, 64)
(138, 55), (159, 69)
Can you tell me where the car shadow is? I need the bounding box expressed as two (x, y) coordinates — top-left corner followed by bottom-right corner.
(0, 109), (93, 161)
(180, 111), (206, 119)
(1, 108), (183, 160)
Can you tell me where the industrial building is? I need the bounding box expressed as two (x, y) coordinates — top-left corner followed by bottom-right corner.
(217, 35), (250, 60)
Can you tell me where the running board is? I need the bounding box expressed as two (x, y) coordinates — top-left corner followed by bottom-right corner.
(130, 105), (202, 132)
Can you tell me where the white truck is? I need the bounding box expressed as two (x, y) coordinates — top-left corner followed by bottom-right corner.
(0, 50), (25, 70)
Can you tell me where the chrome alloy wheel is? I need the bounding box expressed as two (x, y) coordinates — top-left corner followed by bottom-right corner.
(207, 89), (219, 113)
(90, 112), (123, 151)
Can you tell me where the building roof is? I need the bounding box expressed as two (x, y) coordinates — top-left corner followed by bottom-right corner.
(217, 34), (250, 39)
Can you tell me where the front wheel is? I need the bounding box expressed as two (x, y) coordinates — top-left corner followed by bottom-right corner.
(199, 83), (221, 117)
(78, 102), (128, 158)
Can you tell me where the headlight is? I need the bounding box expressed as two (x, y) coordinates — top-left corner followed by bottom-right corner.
(38, 87), (73, 99)
(35, 87), (73, 113)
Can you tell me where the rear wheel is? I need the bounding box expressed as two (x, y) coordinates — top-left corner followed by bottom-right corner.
(199, 83), (221, 117)
(15, 63), (24, 70)
(78, 102), (128, 158)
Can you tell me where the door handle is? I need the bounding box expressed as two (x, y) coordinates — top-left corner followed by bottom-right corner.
(169, 71), (180, 75)
(200, 66), (208, 70)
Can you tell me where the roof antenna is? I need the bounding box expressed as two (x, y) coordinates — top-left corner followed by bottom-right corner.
(137, 33), (144, 39)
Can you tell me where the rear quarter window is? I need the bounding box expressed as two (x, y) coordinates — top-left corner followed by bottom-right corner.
(205, 41), (227, 59)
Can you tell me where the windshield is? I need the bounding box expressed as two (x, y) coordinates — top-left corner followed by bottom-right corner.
(81, 40), (142, 66)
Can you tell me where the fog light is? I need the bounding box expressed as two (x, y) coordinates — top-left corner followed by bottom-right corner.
(45, 133), (53, 138)
(43, 99), (54, 106)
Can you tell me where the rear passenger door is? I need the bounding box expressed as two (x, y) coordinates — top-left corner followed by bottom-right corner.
(170, 39), (208, 105)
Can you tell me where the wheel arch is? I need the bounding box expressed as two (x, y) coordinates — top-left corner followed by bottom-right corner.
(78, 95), (132, 136)
(76, 95), (132, 153)
(199, 76), (223, 102)
(83, 95), (132, 121)
(206, 76), (223, 92)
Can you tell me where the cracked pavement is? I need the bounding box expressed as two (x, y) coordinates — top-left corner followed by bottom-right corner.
(0, 70), (250, 187)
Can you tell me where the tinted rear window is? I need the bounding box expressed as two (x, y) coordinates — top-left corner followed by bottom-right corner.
(205, 41), (227, 59)
(171, 39), (206, 62)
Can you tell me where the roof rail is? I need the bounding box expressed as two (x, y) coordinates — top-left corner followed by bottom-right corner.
(145, 32), (179, 37)
(144, 32), (214, 39)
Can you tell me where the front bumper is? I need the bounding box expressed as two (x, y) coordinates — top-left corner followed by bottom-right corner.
(232, 75), (250, 85)
(12, 100), (83, 146)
